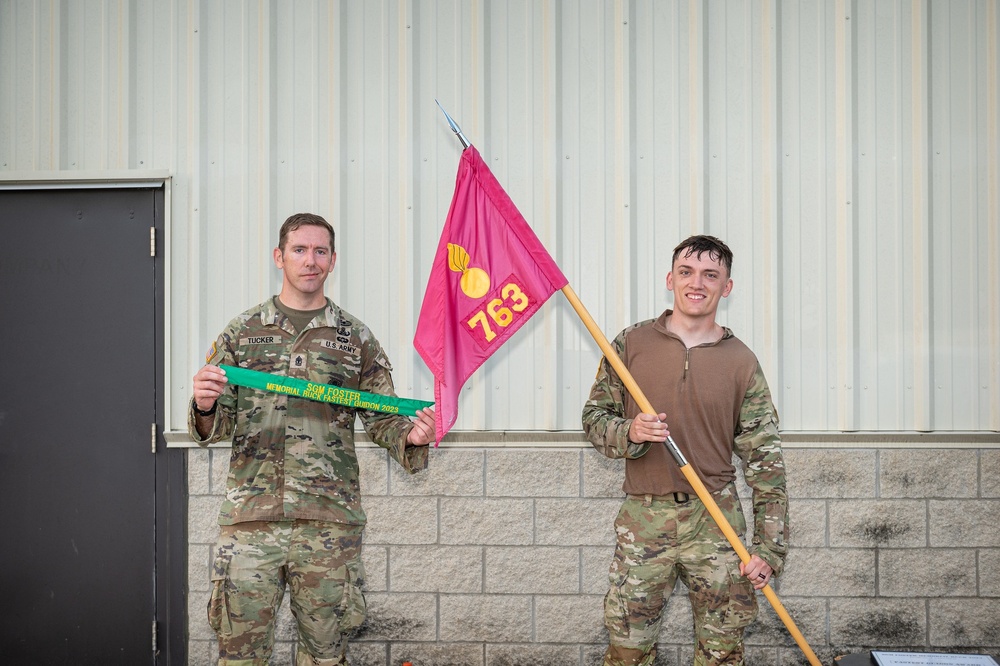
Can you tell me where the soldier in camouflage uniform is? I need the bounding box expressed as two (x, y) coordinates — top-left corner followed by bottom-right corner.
(582, 235), (788, 666)
(190, 213), (436, 666)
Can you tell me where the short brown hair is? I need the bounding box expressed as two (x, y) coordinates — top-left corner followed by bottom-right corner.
(671, 235), (733, 276)
(278, 213), (335, 252)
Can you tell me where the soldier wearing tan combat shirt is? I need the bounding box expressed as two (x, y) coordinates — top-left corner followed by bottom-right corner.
(583, 235), (788, 666)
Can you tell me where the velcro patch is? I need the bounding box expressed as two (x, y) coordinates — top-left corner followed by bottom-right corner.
(239, 335), (281, 346)
(205, 342), (223, 366)
(319, 339), (359, 356)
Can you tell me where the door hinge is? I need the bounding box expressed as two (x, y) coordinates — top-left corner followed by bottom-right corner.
(149, 227), (156, 256)
(152, 619), (158, 655)
(151, 423), (157, 453)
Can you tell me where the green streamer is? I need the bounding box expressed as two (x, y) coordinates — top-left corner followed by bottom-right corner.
(220, 364), (432, 417)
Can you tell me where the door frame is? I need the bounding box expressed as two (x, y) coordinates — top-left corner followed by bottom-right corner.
(0, 172), (186, 665)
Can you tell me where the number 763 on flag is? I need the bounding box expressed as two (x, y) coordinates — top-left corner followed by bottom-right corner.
(464, 278), (532, 348)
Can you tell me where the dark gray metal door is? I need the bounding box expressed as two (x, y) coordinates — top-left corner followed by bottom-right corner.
(0, 188), (160, 664)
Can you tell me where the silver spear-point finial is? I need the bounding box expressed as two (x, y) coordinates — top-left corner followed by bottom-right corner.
(435, 99), (470, 150)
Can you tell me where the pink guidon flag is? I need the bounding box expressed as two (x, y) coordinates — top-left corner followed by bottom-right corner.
(414, 146), (568, 444)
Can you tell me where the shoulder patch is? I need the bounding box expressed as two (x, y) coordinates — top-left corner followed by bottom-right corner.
(205, 341), (223, 365)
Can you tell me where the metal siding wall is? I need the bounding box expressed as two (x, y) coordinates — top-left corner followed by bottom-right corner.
(987, 0), (1000, 432)
(1, 0), (997, 434)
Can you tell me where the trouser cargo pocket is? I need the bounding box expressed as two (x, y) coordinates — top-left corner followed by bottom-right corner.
(339, 557), (366, 633)
(208, 552), (234, 637)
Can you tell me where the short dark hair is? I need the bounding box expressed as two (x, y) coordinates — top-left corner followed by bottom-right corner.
(671, 235), (733, 275)
(278, 213), (335, 253)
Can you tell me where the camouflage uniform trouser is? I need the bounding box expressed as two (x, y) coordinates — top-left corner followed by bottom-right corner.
(208, 520), (366, 666)
(603, 484), (757, 666)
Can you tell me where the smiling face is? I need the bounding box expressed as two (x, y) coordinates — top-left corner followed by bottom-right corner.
(666, 248), (733, 323)
(273, 224), (336, 310)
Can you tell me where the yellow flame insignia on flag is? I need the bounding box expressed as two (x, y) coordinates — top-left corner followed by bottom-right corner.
(448, 243), (490, 299)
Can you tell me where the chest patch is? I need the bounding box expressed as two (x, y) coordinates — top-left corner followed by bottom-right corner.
(239, 335), (281, 346)
(319, 339), (360, 356)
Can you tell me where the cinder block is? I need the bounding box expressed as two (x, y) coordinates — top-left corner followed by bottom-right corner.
(362, 545), (387, 592)
(734, 463), (756, 534)
(790, 499), (827, 548)
(829, 598), (926, 646)
(745, 597), (825, 647)
(980, 549), (1000, 596)
(582, 451), (626, 498)
(929, 598), (1000, 647)
(390, 642), (485, 666)
(879, 449), (977, 498)
(187, 588), (214, 641)
(187, 448), (211, 495)
(210, 449), (230, 495)
(535, 594), (607, 643)
(270, 641), (294, 666)
(828, 500), (926, 547)
(346, 642), (387, 665)
(582, 546), (614, 594)
(440, 498), (533, 545)
(188, 543), (212, 593)
(391, 449), (484, 496)
(357, 447), (387, 496)
(187, 639), (216, 666)
(657, 645), (687, 666)
(363, 497), (438, 545)
(486, 643), (582, 666)
(485, 546), (578, 594)
(439, 595), (533, 642)
(983, 451), (1000, 498)
(779, 548), (876, 597)
(188, 495), (223, 545)
(535, 498), (622, 546)
(390, 545), (482, 593)
(582, 643), (607, 666)
(784, 450), (876, 499)
(486, 449), (581, 497)
(357, 592), (438, 641)
(274, 591), (296, 641)
(879, 548), (976, 597)
(784, 449), (875, 499)
(744, 647), (780, 666)
(776, 644), (841, 666)
(929, 500), (1000, 547)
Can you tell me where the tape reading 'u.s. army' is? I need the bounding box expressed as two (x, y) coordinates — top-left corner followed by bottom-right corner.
(219, 364), (432, 417)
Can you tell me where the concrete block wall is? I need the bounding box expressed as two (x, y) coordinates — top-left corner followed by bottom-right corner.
(187, 445), (1000, 665)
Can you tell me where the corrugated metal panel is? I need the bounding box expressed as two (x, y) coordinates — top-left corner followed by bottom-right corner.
(1, 0), (997, 434)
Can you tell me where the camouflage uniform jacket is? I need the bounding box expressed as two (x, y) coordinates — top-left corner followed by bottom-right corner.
(582, 310), (788, 573)
(189, 297), (428, 526)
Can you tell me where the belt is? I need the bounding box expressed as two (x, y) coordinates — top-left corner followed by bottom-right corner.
(628, 492), (691, 505)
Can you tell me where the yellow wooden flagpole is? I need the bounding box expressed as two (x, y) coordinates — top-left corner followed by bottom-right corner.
(561, 285), (822, 666)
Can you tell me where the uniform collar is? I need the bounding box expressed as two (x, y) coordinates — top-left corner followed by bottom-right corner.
(651, 308), (734, 344)
(259, 296), (342, 332)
